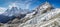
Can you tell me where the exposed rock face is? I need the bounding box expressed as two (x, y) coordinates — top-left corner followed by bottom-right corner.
(18, 8), (60, 27)
(7, 11), (37, 24)
(0, 2), (60, 27)
(36, 2), (52, 15)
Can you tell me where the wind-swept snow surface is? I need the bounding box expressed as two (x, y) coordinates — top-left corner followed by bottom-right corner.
(18, 8), (60, 27)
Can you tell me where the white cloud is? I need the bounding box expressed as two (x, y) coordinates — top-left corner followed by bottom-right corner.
(8, 2), (19, 9)
(8, 0), (33, 9)
(0, 7), (6, 14)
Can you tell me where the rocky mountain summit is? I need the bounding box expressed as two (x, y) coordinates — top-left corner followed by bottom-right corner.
(0, 2), (60, 27)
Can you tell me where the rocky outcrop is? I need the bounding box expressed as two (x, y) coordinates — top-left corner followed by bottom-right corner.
(18, 8), (60, 27)
(36, 2), (53, 15)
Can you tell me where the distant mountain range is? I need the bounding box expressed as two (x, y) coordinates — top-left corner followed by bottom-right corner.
(3, 7), (31, 16)
(6, 2), (53, 24)
(0, 6), (32, 23)
(0, 2), (56, 24)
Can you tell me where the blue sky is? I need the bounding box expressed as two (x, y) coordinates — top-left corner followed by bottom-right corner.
(0, 0), (60, 10)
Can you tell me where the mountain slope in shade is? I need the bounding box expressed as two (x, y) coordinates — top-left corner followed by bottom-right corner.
(3, 6), (31, 17)
(0, 6), (32, 23)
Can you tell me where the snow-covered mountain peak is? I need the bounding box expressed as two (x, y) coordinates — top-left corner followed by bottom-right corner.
(35, 2), (53, 15)
(2, 5), (31, 17)
(40, 2), (52, 9)
(43, 2), (52, 8)
(44, 1), (50, 6)
(8, 3), (19, 9)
